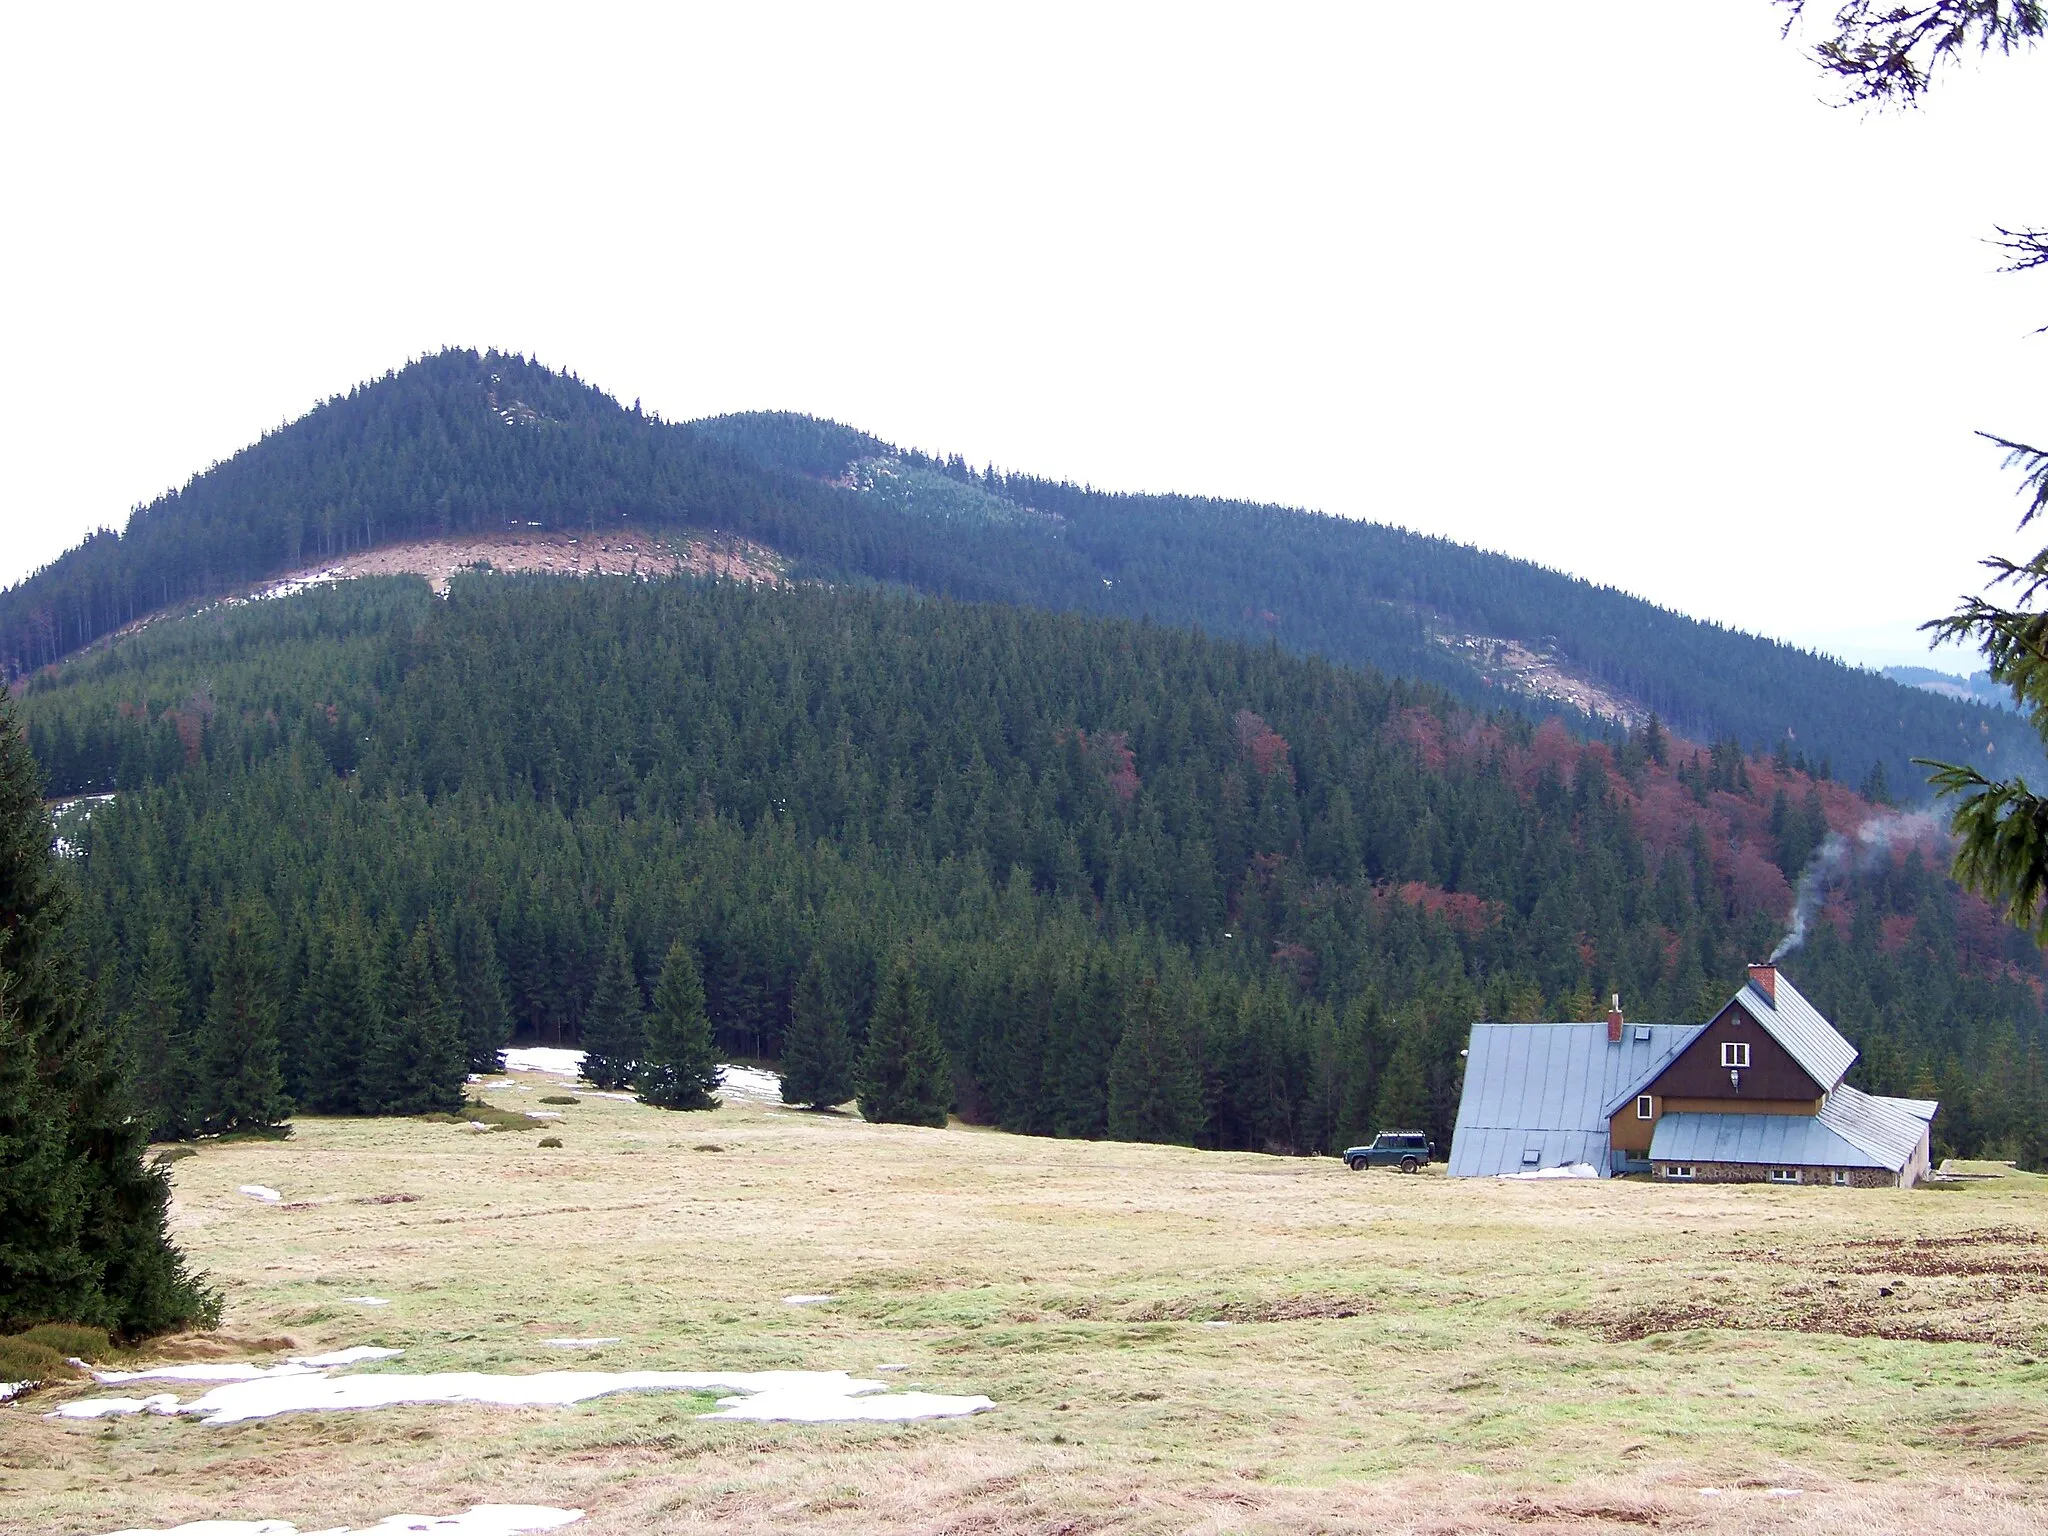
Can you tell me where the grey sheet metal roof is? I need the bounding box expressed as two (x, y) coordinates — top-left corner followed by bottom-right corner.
(1449, 1021), (1699, 1178)
(1649, 1110), (1886, 1168)
(1732, 971), (1859, 1091)
(1818, 1083), (1937, 1169)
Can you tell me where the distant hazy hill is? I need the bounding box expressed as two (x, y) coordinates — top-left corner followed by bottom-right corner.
(3, 348), (2031, 796)
(1883, 665), (2017, 714)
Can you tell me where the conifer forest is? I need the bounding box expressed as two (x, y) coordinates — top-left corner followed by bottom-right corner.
(21, 572), (2048, 1164)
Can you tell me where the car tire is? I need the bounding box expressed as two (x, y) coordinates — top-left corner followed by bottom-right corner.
(1345, 1156), (1365, 1171)
(1399, 1156), (1419, 1173)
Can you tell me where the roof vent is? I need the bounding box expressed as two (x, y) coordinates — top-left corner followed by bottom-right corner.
(1634, 1026), (1651, 1043)
(1521, 1148), (1541, 1165)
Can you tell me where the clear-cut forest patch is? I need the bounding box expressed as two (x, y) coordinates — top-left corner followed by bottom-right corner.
(253, 525), (787, 597)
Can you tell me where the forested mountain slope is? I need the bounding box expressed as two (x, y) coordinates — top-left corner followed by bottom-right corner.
(24, 574), (2047, 1161)
(1, 349), (2028, 797)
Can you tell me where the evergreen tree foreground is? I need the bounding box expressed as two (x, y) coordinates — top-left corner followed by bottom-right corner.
(639, 937), (720, 1110)
(0, 692), (214, 1336)
(857, 956), (949, 1128)
(781, 953), (855, 1110)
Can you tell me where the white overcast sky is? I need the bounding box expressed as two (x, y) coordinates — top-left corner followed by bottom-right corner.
(2, 3), (2043, 670)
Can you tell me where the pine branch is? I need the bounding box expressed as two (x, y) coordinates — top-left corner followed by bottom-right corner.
(1778, 2), (2048, 105)
(1993, 226), (2048, 273)
(1919, 757), (2048, 938)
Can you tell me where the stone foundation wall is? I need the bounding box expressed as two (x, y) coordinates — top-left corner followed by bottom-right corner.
(1651, 1161), (1896, 1188)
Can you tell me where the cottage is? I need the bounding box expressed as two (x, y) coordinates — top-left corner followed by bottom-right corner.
(1447, 964), (1936, 1187)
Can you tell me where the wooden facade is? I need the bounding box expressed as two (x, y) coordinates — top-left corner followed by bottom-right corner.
(1606, 1000), (1825, 1155)
(1651, 1001), (1823, 1100)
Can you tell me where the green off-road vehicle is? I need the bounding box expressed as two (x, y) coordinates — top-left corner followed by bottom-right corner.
(1342, 1131), (1434, 1172)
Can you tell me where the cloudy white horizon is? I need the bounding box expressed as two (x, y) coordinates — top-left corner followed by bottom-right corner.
(2, 4), (2042, 673)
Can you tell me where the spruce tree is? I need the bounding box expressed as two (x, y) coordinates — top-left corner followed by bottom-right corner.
(1106, 977), (1203, 1145)
(299, 919), (377, 1114)
(1044, 956), (1119, 1137)
(856, 955), (949, 1127)
(123, 928), (202, 1139)
(581, 928), (645, 1090)
(781, 951), (855, 1109)
(639, 936), (720, 1109)
(448, 906), (512, 1073)
(366, 918), (464, 1115)
(199, 908), (291, 1136)
(0, 691), (212, 1334)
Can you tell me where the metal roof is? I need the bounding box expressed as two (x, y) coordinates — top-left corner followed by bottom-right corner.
(1448, 1021), (1699, 1178)
(1731, 971), (1859, 1091)
(1648, 1087), (1935, 1172)
(1649, 1110), (1888, 1168)
(1818, 1083), (1937, 1169)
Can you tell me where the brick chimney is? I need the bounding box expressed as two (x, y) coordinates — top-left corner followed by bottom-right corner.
(1606, 994), (1624, 1044)
(1748, 963), (1777, 1004)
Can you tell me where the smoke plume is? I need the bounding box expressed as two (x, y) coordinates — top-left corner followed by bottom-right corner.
(1769, 810), (1945, 963)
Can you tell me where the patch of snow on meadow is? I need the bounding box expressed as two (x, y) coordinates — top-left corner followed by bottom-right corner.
(54, 1362), (992, 1427)
(1497, 1163), (1600, 1180)
(783, 1294), (834, 1306)
(501, 1047), (584, 1077)
(1, 1380), (31, 1401)
(238, 1185), (283, 1203)
(93, 1348), (401, 1385)
(341, 1297), (390, 1307)
(717, 1064), (782, 1102)
(541, 1339), (619, 1349)
(97, 1504), (582, 1536)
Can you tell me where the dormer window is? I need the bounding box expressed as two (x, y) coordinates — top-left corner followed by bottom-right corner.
(1720, 1041), (1750, 1069)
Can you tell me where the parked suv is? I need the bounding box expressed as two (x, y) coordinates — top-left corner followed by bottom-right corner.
(1342, 1131), (1433, 1172)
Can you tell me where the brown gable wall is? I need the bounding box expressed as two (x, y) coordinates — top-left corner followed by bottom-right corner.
(1643, 1001), (1822, 1103)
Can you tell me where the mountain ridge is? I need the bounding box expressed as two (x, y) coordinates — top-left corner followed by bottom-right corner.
(4, 347), (2032, 797)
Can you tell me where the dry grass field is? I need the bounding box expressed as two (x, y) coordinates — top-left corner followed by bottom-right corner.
(9, 1076), (2048, 1535)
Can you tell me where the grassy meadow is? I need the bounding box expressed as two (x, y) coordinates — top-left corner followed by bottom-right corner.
(10, 1075), (2048, 1535)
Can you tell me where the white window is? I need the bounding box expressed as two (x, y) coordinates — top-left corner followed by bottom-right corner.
(1768, 1168), (1800, 1184)
(1720, 1041), (1751, 1068)
(1636, 1095), (1654, 1120)
(1665, 1164), (1695, 1180)
(1831, 1170), (1850, 1187)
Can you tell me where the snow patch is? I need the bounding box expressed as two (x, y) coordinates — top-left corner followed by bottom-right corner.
(541, 1339), (619, 1349)
(501, 1048), (584, 1077)
(96, 1505), (582, 1536)
(717, 1064), (783, 1103)
(1497, 1163), (1600, 1181)
(92, 1348), (401, 1385)
(341, 1297), (390, 1307)
(782, 1294), (834, 1306)
(0, 1380), (32, 1401)
(55, 1364), (992, 1427)
(238, 1185), (283, 1203)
